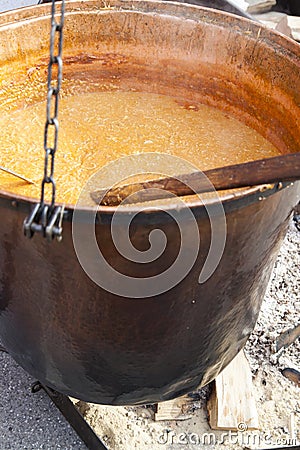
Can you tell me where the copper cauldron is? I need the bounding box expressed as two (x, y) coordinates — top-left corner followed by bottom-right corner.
(0, 1), (299, 405)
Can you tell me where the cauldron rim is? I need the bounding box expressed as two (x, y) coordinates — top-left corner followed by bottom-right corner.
(1, 0), (298, 47)
(0, 182), (293, 220)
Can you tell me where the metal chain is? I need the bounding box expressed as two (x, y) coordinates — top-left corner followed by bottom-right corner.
(23, 0), (65, 241)
(41, 0), (65, 206)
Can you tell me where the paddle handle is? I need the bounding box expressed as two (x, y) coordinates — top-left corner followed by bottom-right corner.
(201, 152), (300, 191)
(91, 153), (300, 206)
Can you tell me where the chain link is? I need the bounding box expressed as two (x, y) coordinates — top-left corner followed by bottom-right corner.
(23, 0), (65, 241)
(41, 0), (65, 206)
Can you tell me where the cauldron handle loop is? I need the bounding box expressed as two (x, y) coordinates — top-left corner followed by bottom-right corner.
(24, 203), (64, 241)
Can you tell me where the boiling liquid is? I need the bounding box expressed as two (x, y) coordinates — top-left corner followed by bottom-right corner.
(0, 91), (280, 205)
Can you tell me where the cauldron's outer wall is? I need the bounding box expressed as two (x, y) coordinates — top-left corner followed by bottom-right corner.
(0, 184), (299, 404)
(0, 1), (299, 404)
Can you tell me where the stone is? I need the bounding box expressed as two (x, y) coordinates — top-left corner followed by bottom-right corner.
(230, 0), (276, 14)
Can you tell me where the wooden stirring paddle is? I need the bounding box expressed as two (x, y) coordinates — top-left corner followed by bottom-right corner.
(91, 152), (300, 206)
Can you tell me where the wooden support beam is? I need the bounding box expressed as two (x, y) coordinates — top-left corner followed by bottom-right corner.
(154, 395), (193, 421)
(207, 350), (259, 430)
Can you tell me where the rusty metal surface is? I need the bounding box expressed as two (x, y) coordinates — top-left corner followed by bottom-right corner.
(38, 0), (253, 18)
(0, 1), (299, 404)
